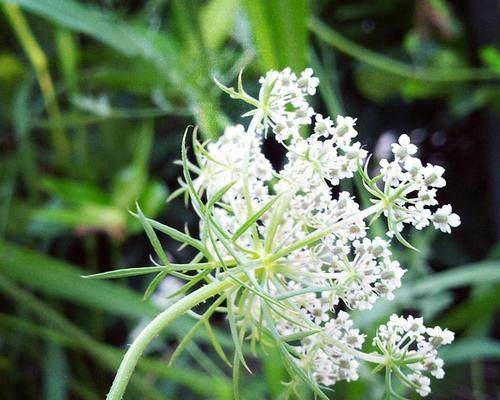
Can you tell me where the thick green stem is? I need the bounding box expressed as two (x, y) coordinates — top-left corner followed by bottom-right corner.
(107, 276), (235, 400)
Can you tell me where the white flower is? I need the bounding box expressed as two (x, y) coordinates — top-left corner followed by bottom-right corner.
(426, 326), (455, 348)
(422, 164), (446, 188)
(334, 116), (358, 148)
(314, 114), (335, 138)
(297, 67), (319, 95)
(432, 205), (461, 233)
(408, 373), (431, 397)
(392, 134), (417, 162)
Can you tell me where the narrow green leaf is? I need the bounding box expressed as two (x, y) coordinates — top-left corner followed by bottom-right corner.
(168, 295), (226, 367)
(310, 16), (499, 82)
(233, 350), (241, 400)
(232, 194), (280, 241)
(6, 0), (172, 63)
(142, 270), (168, 301)
(135, 202), (171, 268)
(132, 215), (206, 254)
(204, 318), (232, 366)
(227, 294), (250, 373)
(84, 266), (166, 280)
(206, 181), (237, 210)
(0, 274), (231, 397)
(261, 304), (329, 400)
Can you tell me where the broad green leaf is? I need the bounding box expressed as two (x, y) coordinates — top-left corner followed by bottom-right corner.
(0, 241), (159, 318)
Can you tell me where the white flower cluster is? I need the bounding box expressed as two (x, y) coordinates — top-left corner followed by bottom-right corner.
(306, 312), (365, 385)
(371, 134), (461, 237)
(188, 68), (459, 398)
(256, 67), (318, 139)
(375, 315), (454, 397)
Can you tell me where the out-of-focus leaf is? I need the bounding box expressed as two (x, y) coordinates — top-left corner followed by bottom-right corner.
(403, 261), (500, 297)
(33, 203), (126, 234)
(0, 273), (231, 398)
(262, 345), (287, 398)
(0, 241), (159, 318)
(242, 0), (308, 71)
(200, 0), (239, 49)
(43, 342), (68, 400)
(42, 178), (110, 205)
(137, 180), (168, 218)
(480, 46), (500, 74)
(111, 120), (155, 211)
(438, 285), (500, 330)
(440, 338), (500, 365)
(355, 65), (404, 102)
(0, 52), (25, 86)
(2, 0), (172, 64)
(0, 313), (73, 345)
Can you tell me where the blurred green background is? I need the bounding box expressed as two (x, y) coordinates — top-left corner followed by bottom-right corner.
(1, 0), (499, 399)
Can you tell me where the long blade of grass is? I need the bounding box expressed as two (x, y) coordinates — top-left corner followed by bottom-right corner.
(309, 16), (499, 82)
(0, 240), (158, 318)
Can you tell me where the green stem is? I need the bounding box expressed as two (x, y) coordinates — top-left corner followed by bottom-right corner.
(107, 276), (236, 400)
(3, 4), (70, 169)
(309, 16), (500, 82)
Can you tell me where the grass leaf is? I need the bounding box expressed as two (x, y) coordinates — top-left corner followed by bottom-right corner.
(0, 240), (158, 318)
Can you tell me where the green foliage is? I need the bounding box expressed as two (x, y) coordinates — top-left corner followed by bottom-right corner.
(242, 0), (308, 71)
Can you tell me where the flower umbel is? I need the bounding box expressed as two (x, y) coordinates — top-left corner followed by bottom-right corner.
(100, 68), (459, 400)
